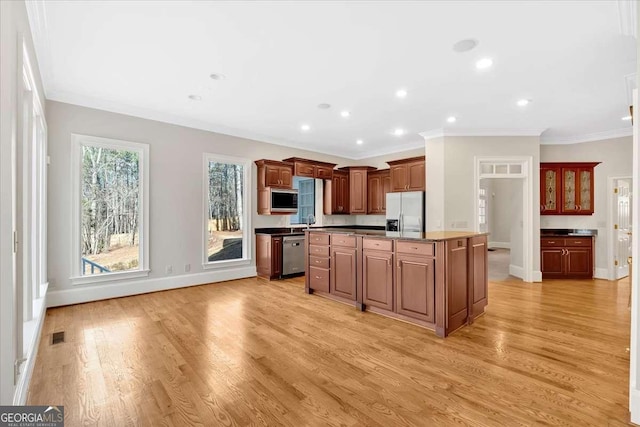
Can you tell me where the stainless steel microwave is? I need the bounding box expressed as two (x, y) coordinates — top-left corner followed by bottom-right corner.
(271, 188), (298, 213)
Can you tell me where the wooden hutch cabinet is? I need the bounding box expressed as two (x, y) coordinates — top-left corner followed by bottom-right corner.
(387, 156), (425, 192)
(540, 162), (600, 215)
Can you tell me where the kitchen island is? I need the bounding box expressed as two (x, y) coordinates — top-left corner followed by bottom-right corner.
(304, 228), (489, 337)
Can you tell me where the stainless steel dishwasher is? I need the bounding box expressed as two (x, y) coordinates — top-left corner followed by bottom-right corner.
(282, 235), (305, 276)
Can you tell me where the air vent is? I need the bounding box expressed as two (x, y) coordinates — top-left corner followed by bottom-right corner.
(52, 331), (65, 345)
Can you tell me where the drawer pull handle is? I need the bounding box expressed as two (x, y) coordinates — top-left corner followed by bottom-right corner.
(315, 260), (320, 263)
(374, 243), (380, 246)
(548, 241), (555, 244)
(315, 276), (321, 279)
(412, 247), (419, 250)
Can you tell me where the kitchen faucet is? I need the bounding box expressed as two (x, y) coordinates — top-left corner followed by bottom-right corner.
(306, 214), (315, 230)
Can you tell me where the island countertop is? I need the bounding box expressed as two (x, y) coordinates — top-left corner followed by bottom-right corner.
(304, 228), (488, 241)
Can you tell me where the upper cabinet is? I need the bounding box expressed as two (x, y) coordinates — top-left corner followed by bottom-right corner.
(255, 159), (293, 189)
(341, 166), (376, 214)
(282, 157), (336, 180)
(324, 170), (350, 214)
(540, 162), (600, 215)
(387, 156), (426, 192)
(367, 169), (391, 214)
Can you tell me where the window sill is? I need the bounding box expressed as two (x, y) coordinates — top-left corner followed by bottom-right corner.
(202, 258), (251, 270)
(70, 269), (150, 286)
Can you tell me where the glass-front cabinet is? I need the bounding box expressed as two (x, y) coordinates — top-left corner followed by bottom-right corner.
(540, 162), (599, 215)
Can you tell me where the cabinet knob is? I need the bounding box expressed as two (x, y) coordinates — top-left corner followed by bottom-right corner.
(577, 205), (582, 211)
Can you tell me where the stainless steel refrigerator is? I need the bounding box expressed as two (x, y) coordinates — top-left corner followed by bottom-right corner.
(385, 191), (425, 237)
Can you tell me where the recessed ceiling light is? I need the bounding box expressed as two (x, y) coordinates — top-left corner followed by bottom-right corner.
(475, 58), (493, 70)
(517, 99), (531, 107)
(317, 103), (331, 109)
(396, 89), (408, 98)
(453, 39), (479, 53)
(447, 116), (457, 123)
(188, 94), (202, 101)
(393, 128), (405, 136)
(300, 124), (311, 131)
(340, 110), (351, 118)
(622, 115), (632, 121)
(356, 139), (363, 145)
(209, 73), (226, 80)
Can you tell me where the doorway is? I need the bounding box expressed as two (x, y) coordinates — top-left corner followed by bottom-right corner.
(609, 177), (633, 280)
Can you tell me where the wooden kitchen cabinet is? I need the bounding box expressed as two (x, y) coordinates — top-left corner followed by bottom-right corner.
(363, 247), (394, 311)
(256, 234), (282, 280)
(396, 253), (435, 323)
(387, 156), (425, 192)
(540, 162), (599, 215)
(331, 236), (357, 300)
(255, 160), (293, 189)
(324, 170), (350, 214)
(340, 166), (376, 214)
(541, 236), (593, 278)
(367, 169), (391, 214)
(282, 157), (336, 180)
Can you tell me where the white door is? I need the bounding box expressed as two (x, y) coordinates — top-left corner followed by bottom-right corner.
(614, 178), (632, 279)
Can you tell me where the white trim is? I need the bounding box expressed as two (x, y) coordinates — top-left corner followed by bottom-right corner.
(608, 175), (633, 281)
(70, 134), (150, 283)
(508, 264), (524, 280)
(47, 267), (257, 307)
(202, 153), (252, 268)
(24, 0), (52, 98)
(541, 127), (633, 145)
(349, 140), (425, 160)
(626, 73), (637, 107)
(630, 88), (639, 422)
(474, 156), (534, 283)
(532, 270), (542, 282)
(420, 128), (545, 141)
(617, 0), (638, 38)
(12, 291), (46, 406)
(70, 269), (150, 285)
(594, 268), (609, 280)
(489, 241), (511, 249)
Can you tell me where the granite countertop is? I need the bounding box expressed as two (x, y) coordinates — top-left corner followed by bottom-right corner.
(540, 229), (598, 237)
(255, 225), (385, 237)
(306, 228), (489, 241)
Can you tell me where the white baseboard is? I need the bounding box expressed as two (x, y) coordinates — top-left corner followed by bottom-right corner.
(509, 264), (524, 279)
(532, 270), (542, 282)
(630, 387), (640, 424)
(13, 292), (47, 405)
(47, 266), (257, 307)
(489, 241), (511, 249)
(594, 268), (609, 280)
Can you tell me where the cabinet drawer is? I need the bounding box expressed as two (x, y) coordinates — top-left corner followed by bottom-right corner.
(309, 233), (330, 245)
(309, 256), (329, 269)
(396, 241), (434, 256)
(541, 238), (565, 247)
(315, 165), (334, 179)
(363, 238), (393, 251)
(331, 234), (357, 247)
(309, 267), (330, 292)
(565, 238), (592, 247)
(294, 162), (315, 178)
(309, 245), (329, 257)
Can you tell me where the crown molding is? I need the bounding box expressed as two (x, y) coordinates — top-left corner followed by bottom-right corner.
(349, 140), (426, 160)
(419, 128), (546, 141)
(540, 127), (633, 145)
(617, 0), (637, 38)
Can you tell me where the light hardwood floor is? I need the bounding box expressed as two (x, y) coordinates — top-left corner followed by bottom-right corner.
(28, 276), (632, 426)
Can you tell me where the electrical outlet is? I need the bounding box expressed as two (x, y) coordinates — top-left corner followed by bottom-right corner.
(184, 264), (191, 273)
(166, 265), (173, 274)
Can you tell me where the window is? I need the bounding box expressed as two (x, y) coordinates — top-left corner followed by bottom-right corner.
(71, 135), (149, 284)
(478, 188), (487, 225)
(290, 177), (316, 225)
(204, 154), (251, 268)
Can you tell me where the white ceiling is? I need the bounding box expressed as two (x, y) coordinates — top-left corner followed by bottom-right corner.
(28, 1), (637, 159)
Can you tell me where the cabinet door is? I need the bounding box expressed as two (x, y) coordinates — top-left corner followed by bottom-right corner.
(279, 167), (293, 188)
(367, 175), (381, 214)
(331, 247), (357, 300)
(540, 167), (560, 214)
(272, 237), (282, 277)
(390, 165), (408, 192)
(561, 167), (581, 214)
(265, 166), (282, 187)
(315, 165), (333, 180)
(566, 248), (592, 277)
(294, 162), (315, 178)
(396, 254), (435, 323)
(350, 170), (367, 214)
(541, 248), (564, 275)
(407, 160), (425, 191)
(381, 173), (391, 212)
(256, 234), (272, 277)
(576, 168), (594, 214)
(340, 175), (350, 214)
(363, 250), (393, 310)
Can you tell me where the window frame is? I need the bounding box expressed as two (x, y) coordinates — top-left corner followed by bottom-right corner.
(70, 134), (150, 285)
(202, 153), (252, 269)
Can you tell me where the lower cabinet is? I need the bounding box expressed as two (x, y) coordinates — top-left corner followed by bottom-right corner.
(541, 237), (593, 279)
(396, 254), (435, 323)
(362, 249), (394, 310)
(256, 235), (282, 280)
(331, 247), (357, 300)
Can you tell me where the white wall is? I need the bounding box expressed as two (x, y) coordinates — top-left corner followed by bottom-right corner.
(0, 0), (46, 405)
(426, 135), (541, 276)
(540, 136), (632, 278)
(485, 178), (515, 247)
